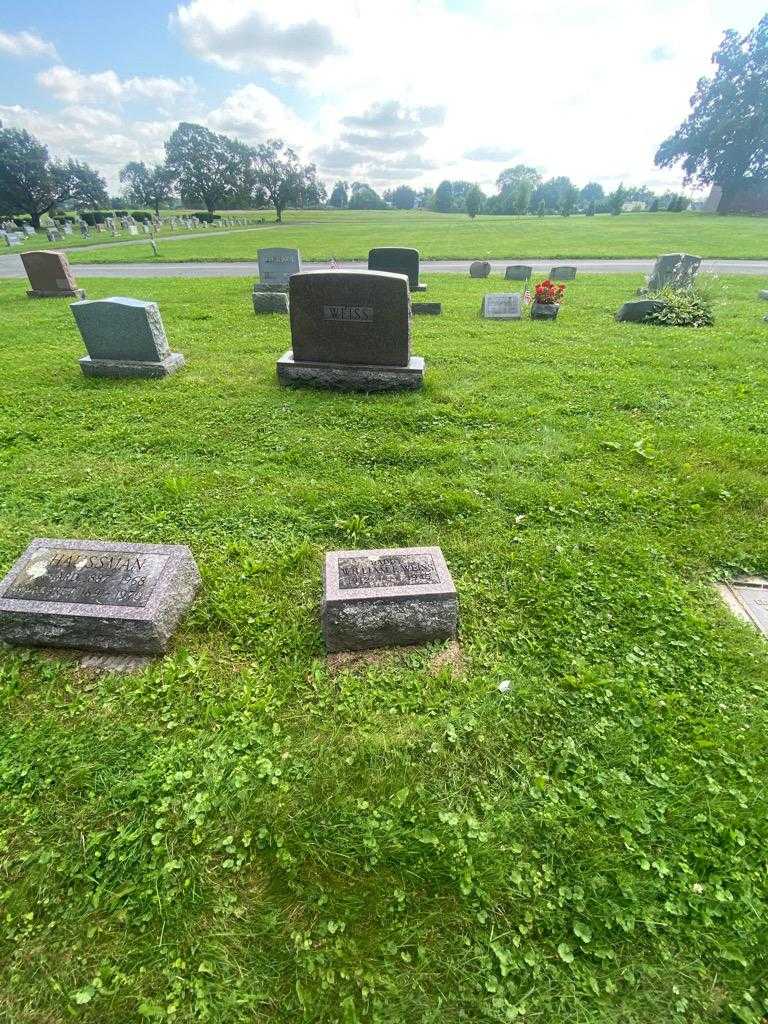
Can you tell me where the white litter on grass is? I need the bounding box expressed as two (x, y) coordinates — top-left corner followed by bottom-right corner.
(498, 680), (511, 693)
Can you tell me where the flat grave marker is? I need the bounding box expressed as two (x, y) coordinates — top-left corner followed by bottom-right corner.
(322, 546), (458, 652)
(481, 293), (522, 320)
(72, 297), (185, 378)
(0, 538), (200, 654)
(21, 250), (85, 299)
(718, 577), (768, 638)
(368, 247), (426, 291)
(278, 270), (423, 391)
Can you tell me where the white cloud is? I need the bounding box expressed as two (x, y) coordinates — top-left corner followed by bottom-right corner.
(171, 0), (345, 74)
(37, 65), (197, 105)
(205, 84), (312, 147)
(0, 29), (58, 60)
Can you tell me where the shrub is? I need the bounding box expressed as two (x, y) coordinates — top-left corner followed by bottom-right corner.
(131, 210), (153, 223)
(649, 287), (715, 327)
(191, 212), (221, 223)
(80, 211), (109, 226)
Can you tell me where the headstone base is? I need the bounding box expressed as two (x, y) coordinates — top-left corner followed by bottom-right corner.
(411, 302), (442, 315)
(27, 288), (86, 299)
(253, 290), (289, 313)
(760, 290), (768, 300)
(413, 283), (428, 292)
(79, 353), (185, 379)
(277, 351), (424, 392)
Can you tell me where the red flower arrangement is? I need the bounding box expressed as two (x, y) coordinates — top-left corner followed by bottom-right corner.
(533, 280), (565, 305)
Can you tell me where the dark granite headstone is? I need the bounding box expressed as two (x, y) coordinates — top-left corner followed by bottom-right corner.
(616, 299), (666, 323)
(505, 265), (533, 280)
(71, 297), (185, 378)
(644, 253), (701, 293)
(758, 290), (768, 301)
(411, 302), (442, 315)
(469, 261), (491, 278)
(322, 546), (458, 652)
(481, 293), (522, 320)
(278, 270), (423, 391)
(0, 539), (200, 654)
(21, 250), (85, 299)
(550, 266), (577, 281)
(368, 247), (425, 291)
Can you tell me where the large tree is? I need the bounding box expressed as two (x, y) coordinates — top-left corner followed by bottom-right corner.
(0, 127), (107, 228)
(655, 15), (768, 202)
(531, 176), (576, 213)
(119, 161), (175, 215)
(348, 182), (385, 210)
(464, 184), (485, 218)
(250, 139), (323, 221)
(165, 122), (252, 215)
(432, 179), (454, 212)
(328, 180), (349, 208)
(387, 184), (417, 209)
(496, 164), (541, 192)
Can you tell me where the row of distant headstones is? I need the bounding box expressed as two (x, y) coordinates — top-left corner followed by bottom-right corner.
(1, 215), (252, 246)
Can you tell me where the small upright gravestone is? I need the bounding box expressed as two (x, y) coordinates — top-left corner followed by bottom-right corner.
(45, 228), (60, 243)
(758, 290), (767, 301)
(469, 261), (492, 278)
(278, 270), (423, 391)
(21, 250), (85, 299)
(128, 225), (139, 236)
(643, 253), (701, 293)
(62, 223), (73, 236)
(0, 538), (200, 655)
(368, 247), (426, 292)
(505, 265), (533, 281)
(5, 232), (22, 246)
(23, 225), (36, 237)
(71, 297), (185, 379)
(322, 546), (458, 652)
(253, 247), (301, 313)
(481, 293), (522, 320)
(550, 266), (577, 281)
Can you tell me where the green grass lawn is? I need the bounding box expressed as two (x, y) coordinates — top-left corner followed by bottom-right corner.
(1, 273), (767, 1023)
(60, 209), (768, 264)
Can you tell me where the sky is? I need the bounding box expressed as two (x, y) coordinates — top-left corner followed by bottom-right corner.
(0, 0), (765, 198)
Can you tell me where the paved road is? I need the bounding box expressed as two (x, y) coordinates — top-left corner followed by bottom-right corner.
(1, 255), (767, 279)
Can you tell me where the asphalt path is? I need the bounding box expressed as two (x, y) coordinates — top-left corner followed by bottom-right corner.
(1, 255), (767, 279)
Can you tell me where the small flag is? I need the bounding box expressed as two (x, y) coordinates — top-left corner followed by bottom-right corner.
(523, 287), (532, 305)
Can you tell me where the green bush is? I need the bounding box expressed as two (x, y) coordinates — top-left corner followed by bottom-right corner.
(191, 212), (221, 223)
(649, 286), (715, 327)
(80, 211), (110, 226)
(130, 210), (153, 223)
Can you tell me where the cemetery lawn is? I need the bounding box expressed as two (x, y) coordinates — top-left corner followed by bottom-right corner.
(63, 209), (768, 263)
(2, 272), (768, 1024)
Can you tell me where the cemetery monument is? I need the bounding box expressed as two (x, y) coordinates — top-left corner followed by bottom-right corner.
(21, 250), (86, 299)
(71, 297), (185, 378)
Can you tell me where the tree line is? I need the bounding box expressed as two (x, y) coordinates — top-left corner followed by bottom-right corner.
(0, 121), (325, 227)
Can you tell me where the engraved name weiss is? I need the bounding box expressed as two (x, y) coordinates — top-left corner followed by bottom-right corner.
(323, 306), (374, 322)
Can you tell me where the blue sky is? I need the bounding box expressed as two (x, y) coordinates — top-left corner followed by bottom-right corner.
(1, 0), (766, 195)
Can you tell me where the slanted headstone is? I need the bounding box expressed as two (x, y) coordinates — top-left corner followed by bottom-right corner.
(368, 247), (426, 292)
(257, 247), (301, 290)
(469, 261), (491, 278)
(21, 250), (86, 299)
(0, 538), (200, 654)
(45, 228), (60, 243)
(505, 265), (533, 281)
(71, 297), (185, 378)
(322, 546), (458, 652)
(550, 266), (577, 281)
(62, 223), (73, 236)
(615, 299), (666, 323)
(5, 232), (21, 246)
(481, 293), (522, 320)
(277, 270), (423, 391)
(643, 253), (701, 293)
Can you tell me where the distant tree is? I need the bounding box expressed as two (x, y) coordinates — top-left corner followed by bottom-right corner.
(649, 197), (660, 212)
(608, 182), (627, 215)
(165, 122), (251, 215)
(496, 164), (541, 191)
(416, 186), (434, 208)
(389, 184), (417, 209)
(250, 139), (323, 221)
(465, 184), (485, 218)
(433, 179), (454, 213)
(585, 200), (596, 217)
(348, 183), (385, 210)
(119, 161), (175, 215)
(532, 176), (576, 213)
(655, 15), (768, 204)
(0, 127), (107, 228)
(450, 181), (473, 207)
(328, 180), (349, 208)
(579, 182), (605, 207)
(537, 199), (546, 217)
(559, 185), (578, 216)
